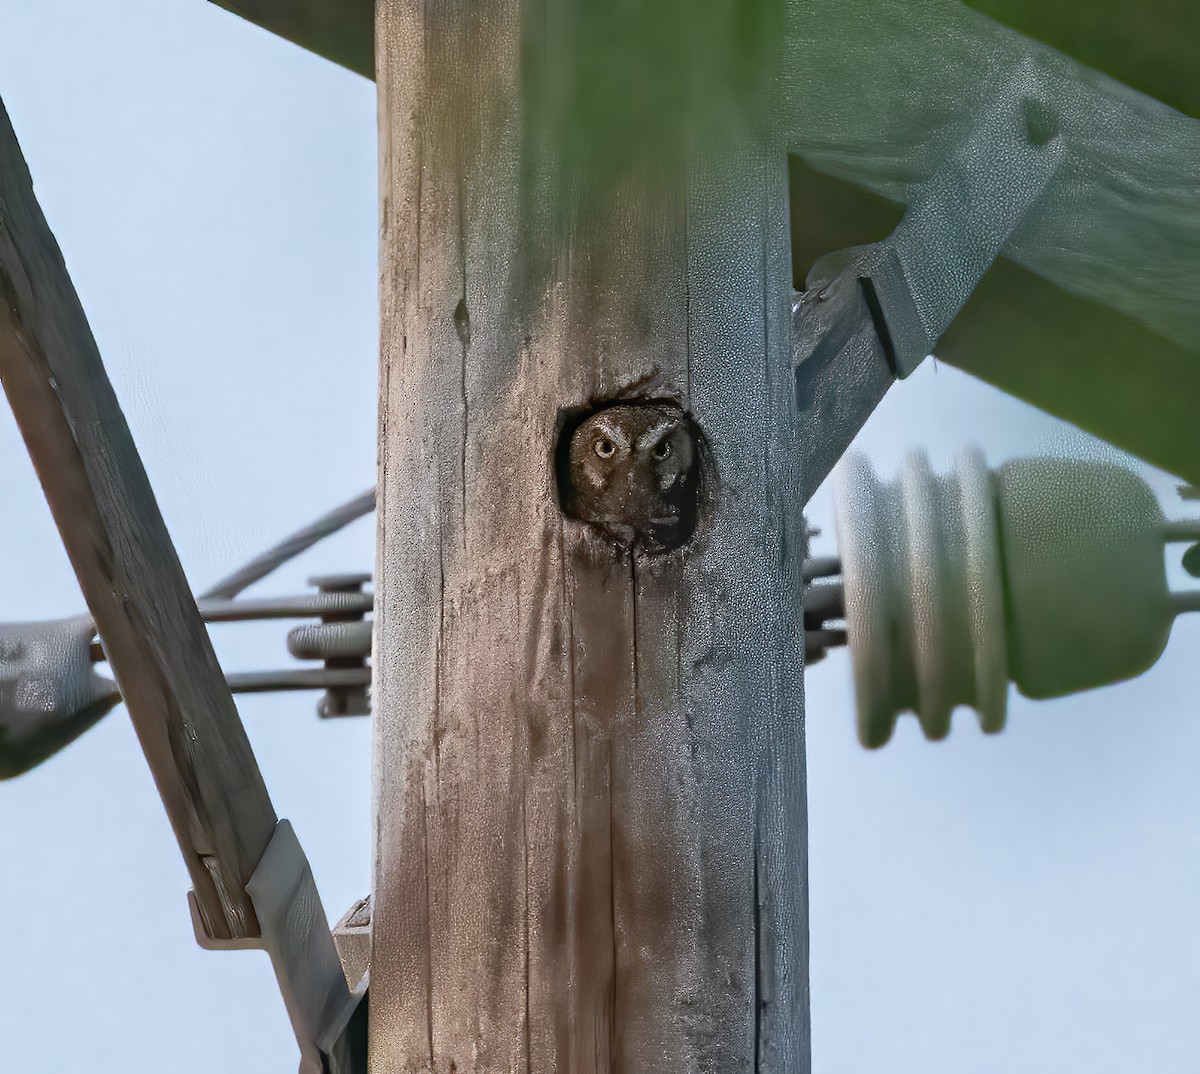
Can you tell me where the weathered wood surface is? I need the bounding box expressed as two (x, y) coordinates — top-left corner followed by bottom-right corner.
(0, 97), (274, 943)
(372, 2), (808, 1071)
(783, 0), (1200, 356)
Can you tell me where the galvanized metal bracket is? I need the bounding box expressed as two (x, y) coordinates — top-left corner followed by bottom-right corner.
(794, 57), (1066, 502)
(332, 895), (372, 994)
(190, 820), (366, 1074)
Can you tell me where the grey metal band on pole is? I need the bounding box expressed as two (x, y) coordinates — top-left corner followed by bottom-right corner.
(793, 59), (1066, 503)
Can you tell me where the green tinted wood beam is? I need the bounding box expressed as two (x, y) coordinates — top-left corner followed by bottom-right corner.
(205, 0), (1199, 481)
(783, 1), (1200, 482)
(937, 259), (1200, 485)
(204, 0), (1200, 118)
(207, 0), (374, 79)
(964, 0), (1200, 119)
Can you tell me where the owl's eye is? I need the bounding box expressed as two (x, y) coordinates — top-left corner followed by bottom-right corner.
(594, 437), (617, 459)
(652, 439), (673, 460)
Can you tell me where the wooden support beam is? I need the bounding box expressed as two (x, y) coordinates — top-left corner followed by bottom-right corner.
(0, 96), (275, 944)
(780, 0), (1200, 482)
(964, 0), (1200, 119)
(372, 1), (808, 1070)
(207, 0), (374, 79)
(938, 257), (1200, 485)
(201, 0), (1200, 482)
(203, 0), (1200, 119)
(200, 0), (1200, 481)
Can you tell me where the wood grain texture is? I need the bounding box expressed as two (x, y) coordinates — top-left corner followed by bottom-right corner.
(0, 97), (276, 942)
(372, 1), (808, 1070)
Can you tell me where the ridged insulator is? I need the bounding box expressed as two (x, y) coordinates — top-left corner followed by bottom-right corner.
(832, 449), (1178, 748)
(834, 449), (1007, 748)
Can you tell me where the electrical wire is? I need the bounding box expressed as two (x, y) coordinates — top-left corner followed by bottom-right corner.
(200, 487), (376, 601)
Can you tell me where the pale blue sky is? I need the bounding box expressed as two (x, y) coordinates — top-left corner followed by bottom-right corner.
(1, 3), (1197, 1072)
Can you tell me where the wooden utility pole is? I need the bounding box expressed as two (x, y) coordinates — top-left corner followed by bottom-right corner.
(372, 2), (808, 1071)
(9, 1), (1192, 1069)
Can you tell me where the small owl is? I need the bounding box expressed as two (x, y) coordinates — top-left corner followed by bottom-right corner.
(564, 402), (700, 553)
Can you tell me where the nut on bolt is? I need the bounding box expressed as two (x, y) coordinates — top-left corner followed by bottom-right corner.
(287, 573), (373, 718)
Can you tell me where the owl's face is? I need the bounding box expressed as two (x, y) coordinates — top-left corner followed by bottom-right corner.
(564, 403), (699, 552)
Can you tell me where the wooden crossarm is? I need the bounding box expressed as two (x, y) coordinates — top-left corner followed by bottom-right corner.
(207, 0), (374, 78)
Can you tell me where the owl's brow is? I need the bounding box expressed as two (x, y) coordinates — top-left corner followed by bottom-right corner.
(636, 420), (681, 450)
(591, 416), (632, 450)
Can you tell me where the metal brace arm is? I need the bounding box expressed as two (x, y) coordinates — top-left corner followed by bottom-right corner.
(190, 821), (366, 1073)
(794, 58), (1065, 502)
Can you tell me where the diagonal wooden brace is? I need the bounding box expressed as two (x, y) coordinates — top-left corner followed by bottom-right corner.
(0, 95), (358, 1072)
